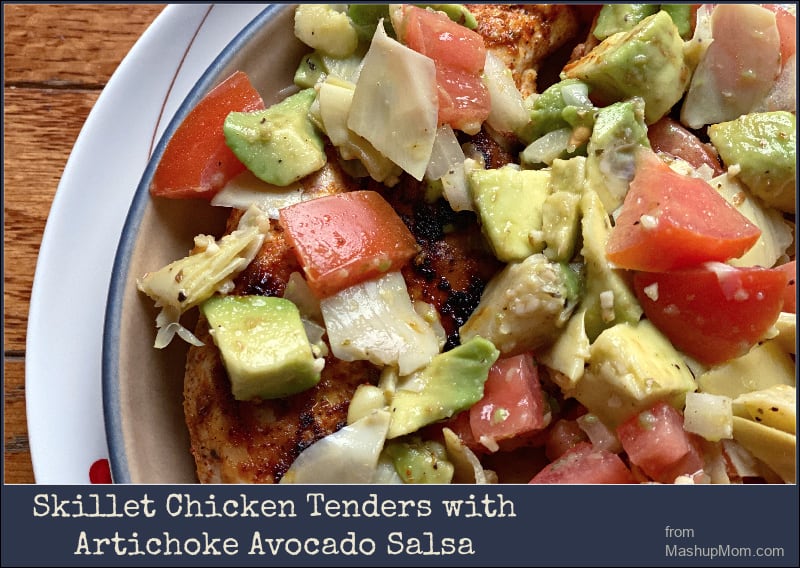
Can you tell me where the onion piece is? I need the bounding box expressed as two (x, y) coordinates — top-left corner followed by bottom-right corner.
(683, 391), (733, 442)
(576, 413), (622, 453)
(520, 127), (573, 166)
(280, 409), (392, 483)
(483, 51), (529, 136)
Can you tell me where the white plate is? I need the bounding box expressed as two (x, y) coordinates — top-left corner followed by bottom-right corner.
(26, 3), (269, 484)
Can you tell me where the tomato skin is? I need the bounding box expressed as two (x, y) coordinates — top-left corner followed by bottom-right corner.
(150, 71), (265, 199)
(529, 442), (635, 484)
(764, 4), (797, 66)
(647, 117), (724, 176)
(544, 419), (589, 462)
(606, 151), (761, 272)
(278, 191), (419, 298)
(403, 6), (490, 132)
(776, 261), (796, 313)
(633, 264), (789, 365)
(469, 353), (548, 446)
(617, 401), (704, 484)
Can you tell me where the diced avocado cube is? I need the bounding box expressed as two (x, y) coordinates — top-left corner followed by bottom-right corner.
(542, 157), (586, 261)
(224, 88), (326, 187)
(468, 166), (551, 262)
(563, 10), (690, 124)
(201, 295), (322, 401)
(387, 337), (499, 439)
(660, 5), (694, 39)
(384, 437), (455, 484)
(293, 52), (326, 88)
(572, 319), (697, 428)
(294, 5), (359, 58)
(593, 4), (659, 40)
(586, 99), (649, 213)
(578, 188), (643, 341)
(708, 111), (796, 214)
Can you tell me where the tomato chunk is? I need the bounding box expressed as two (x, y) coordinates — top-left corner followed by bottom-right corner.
(606, 150), (761, 272)
(469, 353), (547, 448)
(647, 117), (724, 176)
(529, 442), (635, 484)
(634, 264), (789, 365)
(617, 401), (704, 484)
(403, 5), (490, 133)
(764, 4), (797, 66)
(150, 70), (265, 199)
(278, 191), (419, 298)
(776, 261), (796, 313)
(544, 419), (588, 462)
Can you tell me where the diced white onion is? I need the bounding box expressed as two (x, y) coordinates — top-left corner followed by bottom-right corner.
(483, 51), (530, 135)
(684, 391), (733, 442)
(521, 127), (572, 166)
(576, 413), (621, 453)
(426, 125), (464, 180)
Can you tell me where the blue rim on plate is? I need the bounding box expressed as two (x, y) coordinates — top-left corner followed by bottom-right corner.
(102, 4), (286, 484)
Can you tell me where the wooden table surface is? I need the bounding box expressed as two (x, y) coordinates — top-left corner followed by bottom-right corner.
(4, 4), (167, 484)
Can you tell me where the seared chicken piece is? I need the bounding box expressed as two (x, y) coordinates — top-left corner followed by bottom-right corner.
(468, 4), (583, 97)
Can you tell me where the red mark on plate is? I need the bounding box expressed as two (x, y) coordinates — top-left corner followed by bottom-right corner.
(89, 459), (112, 484)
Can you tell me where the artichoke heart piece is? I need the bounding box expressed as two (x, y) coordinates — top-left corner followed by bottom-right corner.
(137, 207), (269, 347)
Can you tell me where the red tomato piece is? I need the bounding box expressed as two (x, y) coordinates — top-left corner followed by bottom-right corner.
(617, 401), (704, 484)
(149, 70), (265, 200)
(606, 151), (761, 272)
(278, 191), (419, 298)
(776, 261), (796, 313)
(402, 5), (490, 132)
(764, 4), (797, 66)
(544, 419), (589, 462)
(529, 442), (635, 484)
(633, 264), (789, 365)
(647, 117), (724, 176)
(469, 353), (547, 447)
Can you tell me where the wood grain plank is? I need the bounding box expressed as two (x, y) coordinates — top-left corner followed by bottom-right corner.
(4, 5), (167, 484)
(4, 359), (34, 484)
(3, 88), (101, 353)
(4, 4), (166, 87)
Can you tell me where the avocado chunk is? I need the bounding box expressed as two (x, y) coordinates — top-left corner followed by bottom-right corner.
(468, 166), (551, 262)
(578, 188), (643, 341)
(201, 295), (323, 401)
(586, 98), (649, 212)
(542, 157), (586, 262)
(387, 337), (499, 439)
(519, 78), (596, 153)
(384, 437), (455, 483)
(572, 319), (696, 428)
(294, 4), (359, 58)
(708, 111), (796, 214)
(593, 4), (659, 40)
(563, 10), (690, 124)
(696, 340), (796, 399)
(460, 254), (578, 355)
(224, 88), (326, 187)
(731, 417), (796, 484)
